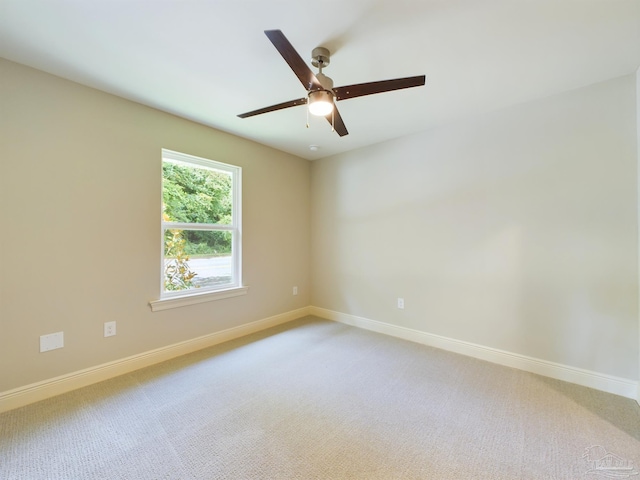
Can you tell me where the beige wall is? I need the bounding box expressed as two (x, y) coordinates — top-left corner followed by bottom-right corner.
(1, 56), (638, 396)
(0, 59), (311, 392)
(637, 66), (640, 398)
(311, 74), (639, 381)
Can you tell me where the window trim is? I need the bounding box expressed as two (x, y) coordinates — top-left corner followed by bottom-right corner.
(149, 286), (249, 312)
(155, 149), (243, 307)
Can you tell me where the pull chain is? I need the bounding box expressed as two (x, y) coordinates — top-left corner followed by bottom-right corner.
(331, 106), (335, 132)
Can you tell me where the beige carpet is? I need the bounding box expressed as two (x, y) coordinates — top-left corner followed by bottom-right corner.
(1, 316), (639, 479)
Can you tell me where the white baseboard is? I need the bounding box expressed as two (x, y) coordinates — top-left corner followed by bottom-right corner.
(3, 305), (636, 413)
(310, 306), (639, 401)
(0, 307), (311, 413)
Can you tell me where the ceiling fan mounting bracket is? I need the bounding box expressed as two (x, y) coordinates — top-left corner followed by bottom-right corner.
(311, 47), (330, 69)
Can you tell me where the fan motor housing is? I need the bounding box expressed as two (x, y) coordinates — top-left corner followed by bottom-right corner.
(315, 72), (334, 91)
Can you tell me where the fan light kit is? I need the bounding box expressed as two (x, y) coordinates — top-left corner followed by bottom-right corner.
(308, 90), (334, 116)
(238, 30), (426, 136)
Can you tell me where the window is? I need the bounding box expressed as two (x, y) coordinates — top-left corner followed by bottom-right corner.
(154, 149), (244, 308)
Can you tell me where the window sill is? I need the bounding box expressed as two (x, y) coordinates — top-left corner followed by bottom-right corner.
(149, 286), (249, 312)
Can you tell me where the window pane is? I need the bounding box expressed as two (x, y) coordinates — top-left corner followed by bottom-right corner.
(164, 229), (233, 292)
(162, 161), (233, 225)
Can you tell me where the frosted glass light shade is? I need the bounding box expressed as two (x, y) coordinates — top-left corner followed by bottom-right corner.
(308, 90), (334, 116)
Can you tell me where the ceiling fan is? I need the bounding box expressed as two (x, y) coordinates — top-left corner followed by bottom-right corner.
(238, 30), (426, 137)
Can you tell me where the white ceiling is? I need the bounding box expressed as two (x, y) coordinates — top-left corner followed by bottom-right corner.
(1, 0), (639, 160)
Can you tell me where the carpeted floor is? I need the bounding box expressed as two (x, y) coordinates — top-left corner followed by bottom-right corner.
(1, 316), (639, 479)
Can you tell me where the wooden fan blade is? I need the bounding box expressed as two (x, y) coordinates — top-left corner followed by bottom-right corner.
(238, 97), (307, 118)
(265, 30), (323, 91)
(333, 75), (425, 101)
(325, 106), (349, 137)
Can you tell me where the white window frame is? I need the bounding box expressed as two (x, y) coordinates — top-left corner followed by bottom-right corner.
(150, 149), (246, 311)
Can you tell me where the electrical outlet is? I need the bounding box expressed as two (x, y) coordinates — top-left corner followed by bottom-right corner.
(104, 321), (116, 337)
(397, 298), (405, 309)
(293, 286), (298, 295)
(40, 332), (64, 352)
